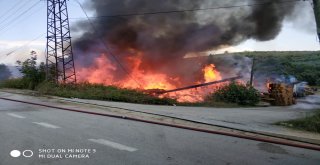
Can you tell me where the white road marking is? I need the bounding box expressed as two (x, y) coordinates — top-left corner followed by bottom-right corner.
(32, 122), (60, 129)
(88, 139), (138, 152)
(7, 113), (26, 119)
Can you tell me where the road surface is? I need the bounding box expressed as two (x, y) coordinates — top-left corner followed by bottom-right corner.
(0, 98), (319, 165)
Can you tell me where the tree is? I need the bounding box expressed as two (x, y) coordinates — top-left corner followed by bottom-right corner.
(16, 51), (46, 89)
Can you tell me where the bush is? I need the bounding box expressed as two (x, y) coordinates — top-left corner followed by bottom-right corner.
(0, 78), (30, 89)
(36, 81), (177, 105)
(207, 82), (260, 105)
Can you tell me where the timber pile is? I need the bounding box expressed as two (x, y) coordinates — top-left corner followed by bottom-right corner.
(261, 93), (275, 102)
(269, 83), (295, 106)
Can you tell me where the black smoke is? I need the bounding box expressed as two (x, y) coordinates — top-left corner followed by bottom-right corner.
(73, 0), (298, 86)
(0, 64), (12, 80)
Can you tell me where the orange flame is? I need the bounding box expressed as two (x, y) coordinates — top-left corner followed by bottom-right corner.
(203, 64), (222, 83)
(77, 54), (223, 103)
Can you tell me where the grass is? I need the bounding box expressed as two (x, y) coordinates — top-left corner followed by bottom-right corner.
(0, 78), (32, 89)
(36, 81), (248, 107)
(37, 82), (178, 105)
(0, 80), (177, 105)
(276, 110), (320, 133)
(0, 78), (249, 107)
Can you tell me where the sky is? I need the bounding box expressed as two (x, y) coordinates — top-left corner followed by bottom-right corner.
(0, 0), (319, 65)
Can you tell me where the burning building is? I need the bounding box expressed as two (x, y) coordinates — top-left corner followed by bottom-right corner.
(72, 0), (301, 102)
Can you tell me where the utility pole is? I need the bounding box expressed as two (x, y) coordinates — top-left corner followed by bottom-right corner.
(46, 0), (76, 83)
(313, 0), (320, 42)
(249, 57), (255, 86)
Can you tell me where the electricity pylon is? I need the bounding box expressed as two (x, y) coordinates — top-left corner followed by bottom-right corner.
(46, 0), (76, 83)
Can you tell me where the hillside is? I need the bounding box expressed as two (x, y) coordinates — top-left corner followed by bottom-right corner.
(233, 51), (320, 86)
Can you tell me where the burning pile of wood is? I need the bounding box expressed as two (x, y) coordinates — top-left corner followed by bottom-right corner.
(267, 83), (295, 106)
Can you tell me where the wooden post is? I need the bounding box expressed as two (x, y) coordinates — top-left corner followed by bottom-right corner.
(249, 57), (255, 86)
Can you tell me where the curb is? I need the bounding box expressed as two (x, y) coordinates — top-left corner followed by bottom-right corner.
(1, 96), (320, 152)
(58, 97), (320, 146)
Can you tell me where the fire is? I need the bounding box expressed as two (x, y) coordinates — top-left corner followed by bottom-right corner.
(203, 64), (222, 82)
(266, 81), (272, 92)
(77, 55), (116, 85)
(77, 54), (223, 103)
(116, 54), (177, 90)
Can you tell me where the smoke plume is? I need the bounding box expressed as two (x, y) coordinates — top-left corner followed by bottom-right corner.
(73, 0), (298, 86)
(0, 64), (12, 80)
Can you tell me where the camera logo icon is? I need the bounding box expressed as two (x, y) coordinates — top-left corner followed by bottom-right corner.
(10, 150), (33, 158)
(10, 150), (21, 158)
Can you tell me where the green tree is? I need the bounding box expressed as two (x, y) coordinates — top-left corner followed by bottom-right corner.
(16, 51), (46, 89)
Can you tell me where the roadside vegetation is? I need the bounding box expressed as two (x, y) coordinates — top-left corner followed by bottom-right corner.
(1, 79), (177, 105)
(206, 81), (260, 106)
(1, 80), (177, 106)
(0, 52), (46, 90)
(276, 110), (320, 133)
(36, 82), (177, 105)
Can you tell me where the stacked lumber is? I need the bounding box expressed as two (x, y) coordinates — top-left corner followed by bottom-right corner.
(261, 92), (276, 102)
(269, 83), (295, 106)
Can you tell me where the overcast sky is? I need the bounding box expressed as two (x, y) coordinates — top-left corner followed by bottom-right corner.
(0, 0), (319, 65)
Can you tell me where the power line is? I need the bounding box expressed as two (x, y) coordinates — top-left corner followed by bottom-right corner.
(0, 1), (41, 33)
(70, 0), (304, 20)
(0, 4), (44, 37)
(3, 32), (46, 57)
(0, 0), (26, 21)
(0, 1), (31, 27)
(74, 0), (143, 88)
(0, 1), (41, 30)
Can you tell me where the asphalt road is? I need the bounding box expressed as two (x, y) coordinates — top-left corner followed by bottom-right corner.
(0, 99), (319, 165)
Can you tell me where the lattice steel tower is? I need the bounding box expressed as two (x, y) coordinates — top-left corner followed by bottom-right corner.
(46, 0), (76, 83)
